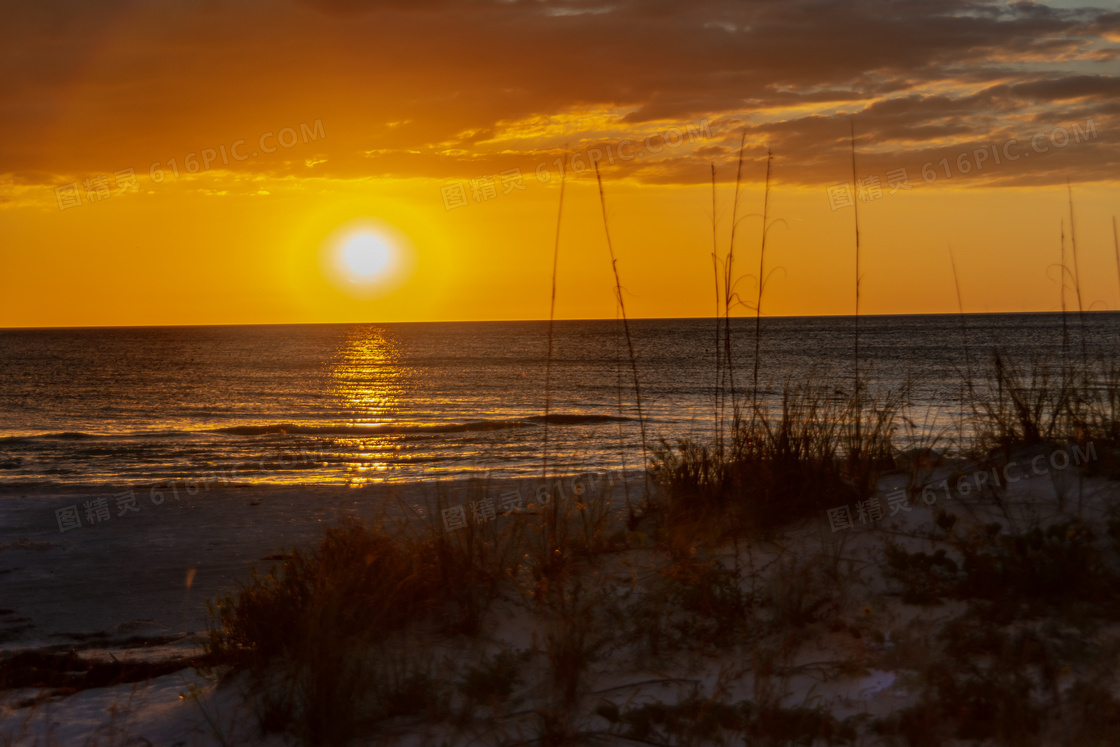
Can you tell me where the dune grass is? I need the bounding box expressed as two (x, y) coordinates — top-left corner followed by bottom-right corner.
(196, 162), (1120, 746)
(202, 363), (1119, 745)
(649, 376), (904, 536)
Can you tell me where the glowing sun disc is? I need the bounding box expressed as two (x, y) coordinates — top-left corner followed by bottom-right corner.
(321, 221), (412, 297)
(341, 233), (392, 281)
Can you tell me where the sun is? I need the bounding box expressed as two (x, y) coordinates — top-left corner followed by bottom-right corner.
(341, 233), (392, 281)
(321, 220), (412, 297)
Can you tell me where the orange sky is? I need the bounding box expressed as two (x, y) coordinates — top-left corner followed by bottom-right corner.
(1, 0), (1119, 327)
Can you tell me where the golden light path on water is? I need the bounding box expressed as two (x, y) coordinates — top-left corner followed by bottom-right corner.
(330, 327), (411, 486)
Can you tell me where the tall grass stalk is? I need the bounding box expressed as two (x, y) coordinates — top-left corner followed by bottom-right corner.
(595, 162), (650, 513)
(1060, 219), (1070, 354)
(950, 247), (974, 450)
(945, 248), (972, 385)
(711, 163), (725, 456)
(751, 147), (774, 409)
(950, 247), (972, 388)
(848, 119), (863, 457)
(1113, 216), (1120, 305)
(723, 130), (748, 435)
(1067, 181), (1088, 364)
(542, 153), (568, 483)
(615, 304), (633, 520)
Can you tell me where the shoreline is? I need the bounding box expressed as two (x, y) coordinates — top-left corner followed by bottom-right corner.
(0, 470), (643, 651)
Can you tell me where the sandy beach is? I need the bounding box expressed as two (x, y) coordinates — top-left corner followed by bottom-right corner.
(3, 448), (1117, 744)
(0, 471), (637, 647)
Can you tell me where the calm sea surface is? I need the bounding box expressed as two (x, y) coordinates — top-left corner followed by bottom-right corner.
(1, 313), (1117, 489)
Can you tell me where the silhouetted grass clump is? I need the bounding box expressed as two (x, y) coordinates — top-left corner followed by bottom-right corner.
(876, 513), (1120, 746)
(612, 694), (854, 746)
(206, 519), (447, 742)
(204, 477), (626, 744)
(885, 517), (1118, 621)
(650, 379), (903, 535)
(968, 351), (1074, 449)
(208, 520), (434, 668)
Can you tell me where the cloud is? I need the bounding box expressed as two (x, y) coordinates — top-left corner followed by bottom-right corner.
(1008, 74), (1120, 100)
(0, 0), (1116, 189)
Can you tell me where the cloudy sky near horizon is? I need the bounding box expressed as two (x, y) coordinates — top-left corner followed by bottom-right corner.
(2, 0), (1119, 326)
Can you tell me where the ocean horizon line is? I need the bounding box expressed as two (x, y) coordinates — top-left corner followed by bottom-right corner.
(4, 307), (1119, 332)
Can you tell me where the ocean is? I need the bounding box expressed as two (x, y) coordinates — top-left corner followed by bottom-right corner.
(1, 313), (1116, 489)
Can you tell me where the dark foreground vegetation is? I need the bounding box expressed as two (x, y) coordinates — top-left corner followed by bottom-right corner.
(202, 347), (1120, 745)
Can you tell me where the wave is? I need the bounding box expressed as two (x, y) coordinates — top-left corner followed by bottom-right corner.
(214, 415), (629, 437)
(0, 414), (631, 450)
(524, 414), (631, 425)
(0, 430), (188, 444)
(0, 432), (96, 446)
(213, 420), (530, 437)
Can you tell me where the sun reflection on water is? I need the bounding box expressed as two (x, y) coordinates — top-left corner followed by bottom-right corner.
(330, 327), (412, 486)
